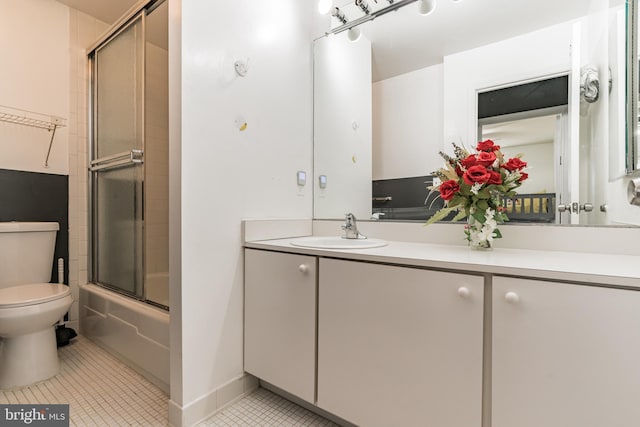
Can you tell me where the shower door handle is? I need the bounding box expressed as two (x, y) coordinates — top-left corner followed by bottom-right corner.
(89, 149), (144, 172)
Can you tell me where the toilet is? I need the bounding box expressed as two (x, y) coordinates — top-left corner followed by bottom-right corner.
(0, 222), (73, 389)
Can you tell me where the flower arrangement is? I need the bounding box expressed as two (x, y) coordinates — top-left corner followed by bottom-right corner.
(426, 139), (528, 249)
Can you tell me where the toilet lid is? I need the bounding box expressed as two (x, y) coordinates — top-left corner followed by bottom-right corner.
(0, 283), (71, 308)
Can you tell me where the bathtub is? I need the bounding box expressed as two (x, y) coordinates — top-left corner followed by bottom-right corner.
(79, 283), (170, 392)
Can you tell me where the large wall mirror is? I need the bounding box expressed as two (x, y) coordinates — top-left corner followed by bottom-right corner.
(313, 0), (640, 226)
(629, 0), (640, 173)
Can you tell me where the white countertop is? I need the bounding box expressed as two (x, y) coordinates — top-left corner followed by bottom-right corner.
(245, 237), (640, 288)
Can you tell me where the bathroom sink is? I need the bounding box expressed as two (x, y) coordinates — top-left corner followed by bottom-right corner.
(290, 236), (388, 249)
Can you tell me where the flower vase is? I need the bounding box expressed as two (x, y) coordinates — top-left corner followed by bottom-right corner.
(466, 215), (493, 250)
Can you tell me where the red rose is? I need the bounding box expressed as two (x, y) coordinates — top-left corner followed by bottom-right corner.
(503, 157), (527, 171)
(439, 179), (460, 201)
(488, 170), (502, 185)
(476, 139), (501, 152)
(455, 165), (464, 177)
(463, 165), (491, 185)
(518, 172), (529, 182)
(476, 151), (497, 167)
(459, 155), (478, 170)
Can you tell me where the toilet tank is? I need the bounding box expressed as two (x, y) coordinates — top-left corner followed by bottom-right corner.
(0, 222), (59, 289)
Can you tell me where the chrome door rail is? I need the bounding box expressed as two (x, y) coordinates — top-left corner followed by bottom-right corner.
(89, 149), (144, 172)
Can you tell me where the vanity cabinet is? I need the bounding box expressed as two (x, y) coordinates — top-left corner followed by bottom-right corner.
(244, 249), (317, 403)
(317, 258), (485, 427)
(492, 277), (640, 427)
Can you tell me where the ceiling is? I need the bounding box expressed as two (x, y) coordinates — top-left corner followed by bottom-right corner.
(331, 0), (601, 81)
(56, 0), (613, 82)
(56, 0), (167, 49)
(56, 0), (138, 24)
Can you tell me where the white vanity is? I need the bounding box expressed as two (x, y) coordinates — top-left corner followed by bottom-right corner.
(244, 235), (640, 427)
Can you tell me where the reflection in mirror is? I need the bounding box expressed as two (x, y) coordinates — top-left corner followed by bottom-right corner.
(629, 0), (640, 172)
(313, 0), (640, 226)
(477, 75), (568, 224)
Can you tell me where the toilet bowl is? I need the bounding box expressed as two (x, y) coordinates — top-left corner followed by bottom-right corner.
(0, 283), (73, 389)
(0, 222), (73, 390)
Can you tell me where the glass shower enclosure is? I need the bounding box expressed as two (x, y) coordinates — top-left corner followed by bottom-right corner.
(88, 0), (169, 308)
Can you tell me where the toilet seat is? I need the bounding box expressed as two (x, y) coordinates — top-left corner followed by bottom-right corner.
(0, 283), (71, 308)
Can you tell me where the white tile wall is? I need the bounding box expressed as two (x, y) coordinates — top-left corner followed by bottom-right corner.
(66, 9), (108, 326)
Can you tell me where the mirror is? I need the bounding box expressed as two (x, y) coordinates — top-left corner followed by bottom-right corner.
(629, 0), (640, 173)
(314, 0), (639, 226)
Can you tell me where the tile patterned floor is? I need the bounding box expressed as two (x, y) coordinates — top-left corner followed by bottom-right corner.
(0, 335), (339, 426)
(197, 387), (339, 427)
(0, 335), (168, 426)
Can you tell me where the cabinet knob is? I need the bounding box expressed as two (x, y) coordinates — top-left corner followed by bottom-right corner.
(505, 291), (520, 304)
(457, 286), (471, 298)
(298, 264), (309, 274)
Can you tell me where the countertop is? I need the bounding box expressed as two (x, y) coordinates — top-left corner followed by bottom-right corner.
(245, 237), (640, 288)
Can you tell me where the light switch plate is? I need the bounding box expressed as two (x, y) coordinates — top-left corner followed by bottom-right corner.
(297, 171), (306, 186)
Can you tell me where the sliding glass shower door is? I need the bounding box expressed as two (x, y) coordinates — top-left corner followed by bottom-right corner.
(90, 15), (145, 298)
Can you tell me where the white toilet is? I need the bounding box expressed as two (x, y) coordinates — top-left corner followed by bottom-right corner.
(0, 222), (73, 389)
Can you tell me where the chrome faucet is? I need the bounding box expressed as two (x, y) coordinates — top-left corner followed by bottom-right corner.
(341, 213), (366, 239)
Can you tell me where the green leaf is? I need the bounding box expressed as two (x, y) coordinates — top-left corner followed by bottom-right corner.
(477, 200), (489, 211)
(493, 228), (503, 239)
(451, 210), (468, 222)
(471, 210), (486, 223)
(424, 206), (458, 226)
(448, 195), (465, 208)
(459, 183), (471, 196)
(477, 188), (491, 199)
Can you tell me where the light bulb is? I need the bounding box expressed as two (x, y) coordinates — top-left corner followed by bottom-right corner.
(348, 27), (361, 42)
(318, 0), (333, 15)
(419, 0), (436, 15)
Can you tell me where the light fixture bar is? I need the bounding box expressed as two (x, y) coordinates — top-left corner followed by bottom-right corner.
(325, 0), (418, 37)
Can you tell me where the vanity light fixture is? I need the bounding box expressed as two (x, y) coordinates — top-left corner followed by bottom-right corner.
(418, 0), (436, 15)
(355, 0), (371, 15)
(324, 0), (436, 38)
(318, 0), (333, 14)
(331, 6), (348, 25)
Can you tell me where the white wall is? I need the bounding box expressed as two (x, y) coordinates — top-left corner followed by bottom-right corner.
(313, 33), (372, 219)
(372, 64), (443, 180)
(501, 142), (555, 194)
(443, 21), (574, 149)
(0, 0), (70, 175)
(171, 0), (314, 424)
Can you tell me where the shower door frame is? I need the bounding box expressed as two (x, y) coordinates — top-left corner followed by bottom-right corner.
(88, 0), (167, 308)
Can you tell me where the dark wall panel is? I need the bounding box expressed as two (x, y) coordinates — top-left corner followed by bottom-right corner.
(0, 169), (69, 285)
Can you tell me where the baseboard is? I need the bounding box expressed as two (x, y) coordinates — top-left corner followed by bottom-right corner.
(169, 374), (259, 427)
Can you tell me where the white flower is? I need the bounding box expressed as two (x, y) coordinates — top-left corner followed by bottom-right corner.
(470, 182), (483, 195)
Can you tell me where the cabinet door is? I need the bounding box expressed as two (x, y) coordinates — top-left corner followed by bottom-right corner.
(493, 277), (640, 427)
(244, 249), (317, 403)
(317, 258), (484, 427)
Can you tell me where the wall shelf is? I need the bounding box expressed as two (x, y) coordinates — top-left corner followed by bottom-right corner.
(0, 104), (67, 167)
(0, 104), (66, 131)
